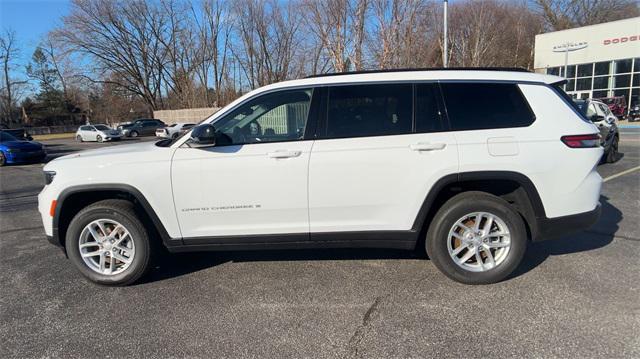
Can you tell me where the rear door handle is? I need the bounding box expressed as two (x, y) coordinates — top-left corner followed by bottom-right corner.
(267, 150), (302, 159)
(410, 142), (446, 151)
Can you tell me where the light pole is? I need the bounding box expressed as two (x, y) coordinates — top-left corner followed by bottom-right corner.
(552, 42), (588, 90)
(443, 0), (448, 68)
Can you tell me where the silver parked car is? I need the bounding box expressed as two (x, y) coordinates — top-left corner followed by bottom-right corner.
(76, 124), (123, 143)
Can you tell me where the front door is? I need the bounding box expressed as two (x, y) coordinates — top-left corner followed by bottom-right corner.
(171, 88), (316, 239)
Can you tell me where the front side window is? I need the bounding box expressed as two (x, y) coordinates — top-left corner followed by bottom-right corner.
(326, 84), (412, 138)
(213, 89), (312, 146)
(441, 83), (535, 130)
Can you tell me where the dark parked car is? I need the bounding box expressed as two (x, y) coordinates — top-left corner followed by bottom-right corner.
(0, 131), (46, 166)
(629, 104), (640, 122)
(117, 119), (166, 137)
(574, 98), (619, 163)
(0, 125), (33, 141)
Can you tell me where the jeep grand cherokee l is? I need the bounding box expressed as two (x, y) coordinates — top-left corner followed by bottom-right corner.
(38, 69), (602, 285)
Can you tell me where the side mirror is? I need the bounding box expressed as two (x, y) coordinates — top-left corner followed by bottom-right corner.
(591, 115), (605, 122)
(188, 124), (217, 148)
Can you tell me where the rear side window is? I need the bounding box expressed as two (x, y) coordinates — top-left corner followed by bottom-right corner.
(441, 83), (535, 130)
(415, 83), (445, 133)
(326, 84), (412, 138)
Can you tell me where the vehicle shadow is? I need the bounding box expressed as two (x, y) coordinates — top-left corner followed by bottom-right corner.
(140, 195), (621, 285)
(511, 194), (621, 279)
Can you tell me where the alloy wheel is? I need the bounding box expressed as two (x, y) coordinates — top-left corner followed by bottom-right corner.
(78, 219), (135, 275)
(446, 212), (511, 272)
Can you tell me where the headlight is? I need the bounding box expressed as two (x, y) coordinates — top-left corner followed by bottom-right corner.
(44, 171), (56, 185)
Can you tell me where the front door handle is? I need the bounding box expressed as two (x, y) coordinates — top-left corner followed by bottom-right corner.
(410, 142), (446, 151)
(267, 150), (302, 159)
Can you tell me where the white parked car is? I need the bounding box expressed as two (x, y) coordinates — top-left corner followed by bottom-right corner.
(76, 124), (122, 143)
(155, 123), (196, 139)
(39, 69), (602, 286)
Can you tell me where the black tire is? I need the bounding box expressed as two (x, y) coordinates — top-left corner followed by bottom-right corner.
(171, 133), (178, 139)
(96, 135), (103, 143)
(426, 191), (527, 285)
(65, 199), (152, 286)
(76, 135), (83, 142)
(130, 130), (138, 138)
(0, 151), (6, 166)
(606, 135), (619, 163)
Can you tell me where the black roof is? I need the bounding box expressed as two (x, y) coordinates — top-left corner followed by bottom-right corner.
(305, 67), (530, 79)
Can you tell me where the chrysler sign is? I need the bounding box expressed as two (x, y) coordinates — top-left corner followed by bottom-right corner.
(552, 42), (588, 52)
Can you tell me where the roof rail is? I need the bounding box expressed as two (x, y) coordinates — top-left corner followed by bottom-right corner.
(305, 67), (531, 79)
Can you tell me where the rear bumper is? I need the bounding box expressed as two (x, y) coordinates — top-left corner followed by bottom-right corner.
(533, 203), (601, 241)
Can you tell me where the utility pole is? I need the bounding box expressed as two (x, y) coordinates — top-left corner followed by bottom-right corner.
(443, 0), (448, 68)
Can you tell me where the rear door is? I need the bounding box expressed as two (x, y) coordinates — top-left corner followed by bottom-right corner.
(308, 83), (458, 235)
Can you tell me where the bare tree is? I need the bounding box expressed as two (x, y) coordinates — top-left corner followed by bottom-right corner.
(192, 0), (231, 106)
(0, 29), (26, 125)
(303, 0), (370, 72)
(54, 0), (171, 113)
(232, 0), (302, 89)
(535, 0), (639, 30)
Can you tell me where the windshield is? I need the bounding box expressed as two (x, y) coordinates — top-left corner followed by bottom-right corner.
(0, 131), (18, 142)
(94, 125), (110, 131)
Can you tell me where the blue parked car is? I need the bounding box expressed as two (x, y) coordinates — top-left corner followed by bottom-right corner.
(0, 131), (47, 166)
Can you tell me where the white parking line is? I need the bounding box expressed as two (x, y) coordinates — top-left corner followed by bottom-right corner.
(603, 166), (640, 183)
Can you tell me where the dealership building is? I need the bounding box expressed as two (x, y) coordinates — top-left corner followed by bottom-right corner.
(534, 17), (640, 112)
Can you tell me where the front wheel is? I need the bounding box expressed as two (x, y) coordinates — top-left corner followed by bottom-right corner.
(0, 151), (6, 166)
(96, 135), (103, 143)
(65, 199), (152, 285)
(129, 131), (138, 138)
(426, 191), (527, 285)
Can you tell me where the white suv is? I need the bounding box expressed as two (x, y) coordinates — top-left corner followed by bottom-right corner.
(38, 69), (603, 285)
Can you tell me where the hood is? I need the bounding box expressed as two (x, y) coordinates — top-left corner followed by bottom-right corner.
(1, 140), (43, 150)
(54, 140), (157, 162)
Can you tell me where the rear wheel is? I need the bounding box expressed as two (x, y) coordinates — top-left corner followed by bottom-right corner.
(171, 133), (178, 139)
(606, 135), (619, 163)
(426, 191), (527, 284)
(65, 199), (152, 285)
(76, 135), (83, 142)
(0, 151), (6, 166)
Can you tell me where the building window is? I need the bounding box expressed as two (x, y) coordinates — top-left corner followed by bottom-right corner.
(592, 90), (608, 99)
(577, 64), (593, 77)
(546, 67), (560, 76)
(576, 78), (591, 91)
(566, 65), (576, 78)
(615, 75), (631, 88)
(593, 76), (609, 89)
(633, 75), (640, 87)
(615, 59), (633, 74)
(566, 79), (576, 91)
(594, 62), (610, 76)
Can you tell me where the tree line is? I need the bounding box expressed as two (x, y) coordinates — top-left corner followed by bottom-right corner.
(1, 0), (638, 127)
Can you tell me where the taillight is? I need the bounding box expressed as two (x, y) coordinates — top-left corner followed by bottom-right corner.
(561, 134), (601, 148)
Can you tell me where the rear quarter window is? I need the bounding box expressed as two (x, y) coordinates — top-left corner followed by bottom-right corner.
(441, 83), (535, 131)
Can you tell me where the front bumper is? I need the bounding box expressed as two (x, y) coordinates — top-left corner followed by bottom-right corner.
(5, 151), (46, 163)
(533, 203), (601, 241)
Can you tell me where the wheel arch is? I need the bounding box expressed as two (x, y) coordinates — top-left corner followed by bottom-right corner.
(53, 184), (173, 250)
(412, 171), (546, 247)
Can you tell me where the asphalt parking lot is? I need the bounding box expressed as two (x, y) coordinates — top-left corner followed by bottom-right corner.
(1, 132), (639, 358)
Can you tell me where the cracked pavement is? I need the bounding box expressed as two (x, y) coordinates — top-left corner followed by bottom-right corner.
(1, 133), (639, 358)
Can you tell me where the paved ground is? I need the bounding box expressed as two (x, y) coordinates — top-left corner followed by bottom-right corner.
(1, 133), (639, 358)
